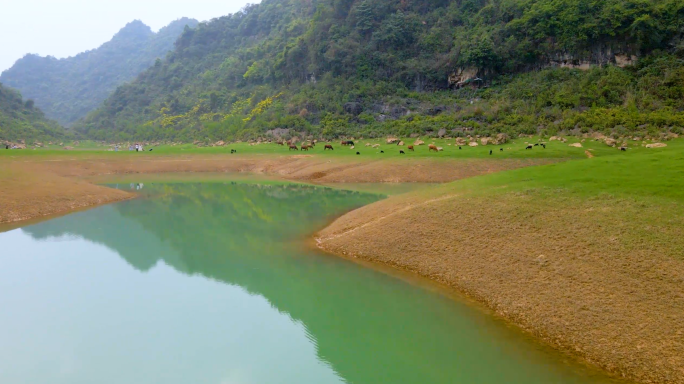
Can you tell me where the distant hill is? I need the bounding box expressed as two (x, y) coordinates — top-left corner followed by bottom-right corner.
(76, 0), (684, 142)
(0, 83), (67, 144)
(0, 18), (198, 126)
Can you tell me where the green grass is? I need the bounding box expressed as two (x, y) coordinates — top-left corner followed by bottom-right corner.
(444, 138), (684, 201)
(2, 136), (667, 161)
(4, 137), (682, 203)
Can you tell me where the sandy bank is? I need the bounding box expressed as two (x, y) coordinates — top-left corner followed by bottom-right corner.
(0, 165), (134, 225)
(316, 186), (684, 384)
(0, 154), (549, 224)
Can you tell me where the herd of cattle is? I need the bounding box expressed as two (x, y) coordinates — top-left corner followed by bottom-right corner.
(223, 139), (600, 155)
(268, 139), (512, 155)
(264, 139), (523, 155)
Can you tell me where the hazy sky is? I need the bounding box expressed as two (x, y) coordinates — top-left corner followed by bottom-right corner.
(0, 0), (259, 73)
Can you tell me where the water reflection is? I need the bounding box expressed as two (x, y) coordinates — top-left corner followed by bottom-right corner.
(12, 183), (622, 384)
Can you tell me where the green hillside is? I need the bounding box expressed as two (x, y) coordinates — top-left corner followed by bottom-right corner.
(0, 83), (68, 144)
(77, 0), (684, 142)
(0, 18), (198, 126)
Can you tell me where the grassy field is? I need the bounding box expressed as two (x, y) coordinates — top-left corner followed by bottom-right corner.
(2, 136), (668, 160)
(444, 138), (684, 200)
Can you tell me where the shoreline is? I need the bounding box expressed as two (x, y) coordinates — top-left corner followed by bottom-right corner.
(0, 154), (551, 225)
(315, 185), (684, 384)
(308, 236), (631, 384)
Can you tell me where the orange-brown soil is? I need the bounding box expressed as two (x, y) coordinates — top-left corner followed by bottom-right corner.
(0, 154), (550, 224)
(317, 186), (684, 384)
(0, 165), (133, 225)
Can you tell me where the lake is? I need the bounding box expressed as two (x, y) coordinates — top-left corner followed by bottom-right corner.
(0, 182), (623, 383)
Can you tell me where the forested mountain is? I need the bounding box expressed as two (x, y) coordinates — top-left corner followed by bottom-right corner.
(0, 18), (198, 126)
(0, 83), (68, 144)
(77, 0), (684, 142)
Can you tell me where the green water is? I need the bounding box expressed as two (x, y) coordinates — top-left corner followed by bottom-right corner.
(0, 182), (624, 384)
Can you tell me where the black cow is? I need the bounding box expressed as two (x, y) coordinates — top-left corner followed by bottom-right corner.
(400, 150), (405, 154)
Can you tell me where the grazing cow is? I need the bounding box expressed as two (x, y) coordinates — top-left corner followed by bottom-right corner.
(500, 148), (503, 152)
(341, 140), (354, 146)
(408, 146), (414, 151)
(541, 144), (546, 149)
(324, 145), (334, 150)
(356, 152), (360, 155)
(489, 150), (493, 155)
(301, 145), (310, 151)
(149, 149), (153, 152)
(289, 145), (299, 151)
(380, 150), (384, 153)
(277, 141), (284, 146)
(526, 145), (533, 149)
(620, 147), (627, 152)
(400, 150), (405, 154)
(534, 143), (539, 146)
(428, 144), (439, 152)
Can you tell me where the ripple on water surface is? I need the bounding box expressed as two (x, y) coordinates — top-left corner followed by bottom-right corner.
(0, 182), (626, 384)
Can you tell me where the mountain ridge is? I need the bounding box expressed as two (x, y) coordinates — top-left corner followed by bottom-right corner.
(0, 17), (199, 126)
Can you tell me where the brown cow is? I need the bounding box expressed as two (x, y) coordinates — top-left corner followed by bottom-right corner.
(289, 145), (299, 151)
(324, 145), (334, 150)
(428, 144), (438, 152)
(276, 141), (284, 146)
(408, 146), (414, 151)
(301, 145), (310, 151)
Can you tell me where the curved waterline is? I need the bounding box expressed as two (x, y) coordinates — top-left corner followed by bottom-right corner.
(0, 182), (628, 383)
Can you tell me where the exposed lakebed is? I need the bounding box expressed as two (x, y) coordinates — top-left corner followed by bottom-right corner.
(0, 182), (625, 383)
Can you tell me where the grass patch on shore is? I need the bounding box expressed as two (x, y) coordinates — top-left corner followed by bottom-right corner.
(446, 138), (684, 201)
(1, 136), (658, 161)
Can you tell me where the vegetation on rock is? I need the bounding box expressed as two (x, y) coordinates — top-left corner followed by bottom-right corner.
(73, 0), (684, 142)
(0, 83), (68, 144)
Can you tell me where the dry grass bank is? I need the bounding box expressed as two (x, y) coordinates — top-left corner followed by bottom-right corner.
(0, 164), (133, 225)
(317, 169), (684, 384)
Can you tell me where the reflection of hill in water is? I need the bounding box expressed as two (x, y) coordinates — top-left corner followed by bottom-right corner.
(22, 183), (581, 384)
